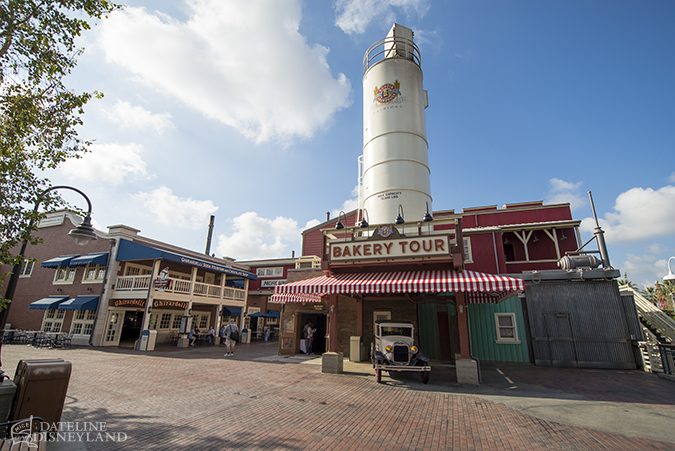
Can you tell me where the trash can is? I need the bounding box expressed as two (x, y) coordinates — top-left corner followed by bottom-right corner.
(350, 336), (362, 362)
(240, 328), (249, 344)
(0, 377), (17, 438)
(11, 359), (72, 431)
(139, 330), (157, 351)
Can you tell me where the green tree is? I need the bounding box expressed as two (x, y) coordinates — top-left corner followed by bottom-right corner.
(617, 273), (637, 290)
(0, 0), (120, 307)
(641, 286), (658, 306)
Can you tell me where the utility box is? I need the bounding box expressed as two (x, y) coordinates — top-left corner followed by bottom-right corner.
(350, 336), (362, 362)
(240, 329), (250, 344)
(11, 359), (72, 431)
(139, 330), (157, 351)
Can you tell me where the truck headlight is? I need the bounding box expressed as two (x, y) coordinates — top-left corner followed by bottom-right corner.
(411, 346), (419, 354)
(385, 345), (392, 352)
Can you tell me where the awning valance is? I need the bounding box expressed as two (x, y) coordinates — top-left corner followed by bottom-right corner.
(269, 293), (324, 304)
(271, 270), (525, 304)
(40, 255), (79, 268)
(221, 306), (242, 317)
(248, 310), (281, 318)
(116, 239), (257, 280)
(58, 295), (99, 311)
(29, 296), (69, 310)
(69, 253), (109, 267)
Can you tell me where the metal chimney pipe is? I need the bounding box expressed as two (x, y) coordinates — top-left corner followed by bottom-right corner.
(205, 215), (215, 255)
(326, 211), (330, 222)
(588, 191), (611, 268)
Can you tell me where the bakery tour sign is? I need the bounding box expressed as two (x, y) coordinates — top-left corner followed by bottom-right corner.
(330, 225), (452, 263)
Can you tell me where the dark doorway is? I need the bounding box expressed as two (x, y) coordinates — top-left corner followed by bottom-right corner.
(120, 310), (144, 344)
(299, 313), (327, 355)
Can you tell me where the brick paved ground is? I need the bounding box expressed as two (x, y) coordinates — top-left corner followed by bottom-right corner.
(1, 342), (674, 451)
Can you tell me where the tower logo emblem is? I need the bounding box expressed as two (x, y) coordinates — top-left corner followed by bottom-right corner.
(374, 80), (403, 106)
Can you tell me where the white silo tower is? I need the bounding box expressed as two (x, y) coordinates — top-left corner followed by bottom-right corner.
(361, 23), (431, 227)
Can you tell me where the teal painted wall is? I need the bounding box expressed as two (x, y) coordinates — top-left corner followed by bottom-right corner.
(467, 296), (530, 363)
(418, 302), (440, 360)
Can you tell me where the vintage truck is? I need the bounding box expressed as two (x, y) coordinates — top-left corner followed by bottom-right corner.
(370, 321), (431, 384)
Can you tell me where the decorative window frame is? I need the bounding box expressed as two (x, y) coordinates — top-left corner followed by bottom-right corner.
(19, 260), (34, 278)
(71, 310), (96, 336)
(53, 266), (76, 284)
(494, 313), (520, 344)
(82, 263), (106, 283)
(159, 313), (172, 329)
(256, 267), (284, 278)
(42, 309), (66, 332)
(463, 237), (473, 264)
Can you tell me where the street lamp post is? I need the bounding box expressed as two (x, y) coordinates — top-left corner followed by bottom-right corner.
(1, 185), (98, 331)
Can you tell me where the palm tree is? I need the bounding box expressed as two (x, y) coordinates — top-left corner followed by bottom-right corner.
(642, 286), (658, 305)
(618, 273), (637, 290)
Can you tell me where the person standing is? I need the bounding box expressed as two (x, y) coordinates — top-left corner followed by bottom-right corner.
(306, 322), (316, 355)
(224, 318), (239, 357)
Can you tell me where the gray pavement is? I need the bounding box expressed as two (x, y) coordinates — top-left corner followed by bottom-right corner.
(1, 341), (674, 450)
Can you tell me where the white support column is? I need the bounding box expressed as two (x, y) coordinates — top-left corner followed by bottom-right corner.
(141, 259), (161, 332)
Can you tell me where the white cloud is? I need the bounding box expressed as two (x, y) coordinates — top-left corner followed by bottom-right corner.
(580, 185), (675, 243)
(98, 0), (351, 145)
(216, 212), (303, 260)
(335, 0), (430, 35)
(619, 254), (671, 289)
(669, 172), (675, 183)
(59, 143), (148, 186)
(545, 178), (586, 211)
(132, 186), (218, 229)
(331, 185), (360, 219)
(103, 100), (173, 134)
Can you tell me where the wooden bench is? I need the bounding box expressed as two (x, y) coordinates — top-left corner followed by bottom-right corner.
(0, 418), (47, 451)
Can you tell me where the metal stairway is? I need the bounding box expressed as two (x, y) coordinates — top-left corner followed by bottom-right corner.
(621, 286), (675, 343)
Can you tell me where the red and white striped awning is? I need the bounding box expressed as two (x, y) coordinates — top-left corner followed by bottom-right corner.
(270, 270), (524, 304)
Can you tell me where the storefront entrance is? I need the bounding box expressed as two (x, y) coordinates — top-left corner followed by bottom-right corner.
(119, 310), (144, 345)
(298, 313), (327, 355)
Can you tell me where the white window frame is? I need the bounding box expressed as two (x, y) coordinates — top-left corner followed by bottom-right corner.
(494, 313), (520, 344)
(172, 314), (183, 329)
(53, 266), (76, 284)
(42, 309), (66, 332)
(19, 260), (34, 278)
(159, 313), (172, 329)
(82, 263), (106, 283)
(124, 264), (152, 276)
(256, 267), (284, 278)
(71, 310), (96, 336)
(463, 237), (473, 263)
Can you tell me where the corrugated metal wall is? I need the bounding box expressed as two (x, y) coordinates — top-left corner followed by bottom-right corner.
(525, 280), (636, 369)
(467, 296), (530, 363)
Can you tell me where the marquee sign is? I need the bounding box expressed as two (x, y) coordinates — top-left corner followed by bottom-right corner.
(111, 299), (146, 308)
(330, 235), (452, 262)
(153, 300), (188, 310)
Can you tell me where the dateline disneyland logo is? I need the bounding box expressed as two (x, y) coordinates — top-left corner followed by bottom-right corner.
(8, 417), (127, 448)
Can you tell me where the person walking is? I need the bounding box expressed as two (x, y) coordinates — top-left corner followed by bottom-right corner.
(224, 318), (239, 357)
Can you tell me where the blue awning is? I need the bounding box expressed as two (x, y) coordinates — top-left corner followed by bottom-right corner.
(29, 296), (69, 310)
(41, 255), (79, 268)
(249, 310), (281, 318)
(221, 306), (242, 317)
(116, 239), (257, 280)
(70, 253), (109, 267)
(58, 296), (99, 311)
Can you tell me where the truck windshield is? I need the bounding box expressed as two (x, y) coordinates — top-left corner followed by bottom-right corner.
(381, 326), (413, 337)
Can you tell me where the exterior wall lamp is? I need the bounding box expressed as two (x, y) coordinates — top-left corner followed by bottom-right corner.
(335, 211), (346, 230)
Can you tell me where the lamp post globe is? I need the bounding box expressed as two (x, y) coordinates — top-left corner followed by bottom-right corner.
(664, 256), (675, 282)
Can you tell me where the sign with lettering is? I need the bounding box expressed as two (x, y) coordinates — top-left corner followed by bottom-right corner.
(110, 299), (146, 308)
(153, 300), (188, 310)
(261, 279), (287, 288)
(330, 235), (451, 262)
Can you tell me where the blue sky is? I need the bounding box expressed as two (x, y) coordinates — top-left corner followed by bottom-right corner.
(47, 0), (674, 289)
